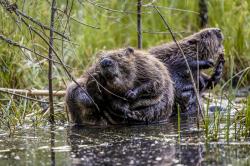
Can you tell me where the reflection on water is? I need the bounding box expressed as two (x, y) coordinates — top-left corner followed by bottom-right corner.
(0, 117), (250, 165)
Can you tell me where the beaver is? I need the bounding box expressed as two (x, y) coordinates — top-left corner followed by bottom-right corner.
(65, 47), (174, 125)
(149, 28), (225, 114)
(96, 47), (174, 123)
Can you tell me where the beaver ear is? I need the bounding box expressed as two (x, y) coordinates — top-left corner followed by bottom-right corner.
(125, 47), (134, 56)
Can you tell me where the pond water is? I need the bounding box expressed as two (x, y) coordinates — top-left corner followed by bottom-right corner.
(0, 115), (250, 166)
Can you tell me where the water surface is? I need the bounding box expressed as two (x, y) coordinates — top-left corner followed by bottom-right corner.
(0, 116), (250, 166)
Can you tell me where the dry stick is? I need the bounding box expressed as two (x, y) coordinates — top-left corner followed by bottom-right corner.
(0, 88), (65, 96)
(137, 0), (142, 49)
(0, 34), (71, 68)
(153, 6), (205, 126)
(48, 0), (56, 124)
(0, 89), (48, 103)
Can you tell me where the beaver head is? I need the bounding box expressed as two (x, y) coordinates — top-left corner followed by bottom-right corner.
(186, 28), (224, 60)
(97, 47), (136, 93)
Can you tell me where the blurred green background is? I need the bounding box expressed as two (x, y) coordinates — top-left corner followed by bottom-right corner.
(0, 0), (250, 89)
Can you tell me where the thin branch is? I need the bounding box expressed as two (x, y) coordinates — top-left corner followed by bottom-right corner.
(153, 6), (205, 125)
(84, 0), (151, 14)
(144, 5), (199, 14)
(15, 9), (70, 40)
(56, 8), (100, 29)
(48, 0), (56, 124)
(0, 0), (70, 40)
(142, 30), (190, 35)
(0, 34), (71, 68)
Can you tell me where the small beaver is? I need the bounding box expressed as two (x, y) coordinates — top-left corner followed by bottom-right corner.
(97, 47), (174, 123)
(149, 28), (225, 114)
(65, 47), (174, 125)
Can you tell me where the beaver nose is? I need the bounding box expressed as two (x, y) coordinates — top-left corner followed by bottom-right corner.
(100, 58), (113, 68)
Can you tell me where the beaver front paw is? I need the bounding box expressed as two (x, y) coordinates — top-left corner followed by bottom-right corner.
(125, 89), (138, 100)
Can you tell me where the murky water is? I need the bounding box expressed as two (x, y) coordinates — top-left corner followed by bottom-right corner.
(0, 116), (250, 166)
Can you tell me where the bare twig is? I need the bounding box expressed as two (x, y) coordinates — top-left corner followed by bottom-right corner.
(0, 0), (70, 40)
(153, 6), (205, 125)
(56, 8), (100, 29)
(0, 34), (71, 68)
(48, 0), (56, 124)
(84, 0), (151, 14)
(137, 0), (142, 49)
(142, 30), (190, 35)
(144, 5), (199, 14)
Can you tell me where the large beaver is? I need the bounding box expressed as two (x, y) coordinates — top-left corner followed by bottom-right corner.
(65, 47), (174, 125)
(149, 28), (225, 114)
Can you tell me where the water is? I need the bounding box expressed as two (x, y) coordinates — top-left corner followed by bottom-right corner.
(0, 116), (250, 166)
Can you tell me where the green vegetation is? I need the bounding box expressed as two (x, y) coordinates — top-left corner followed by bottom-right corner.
(0, 0), (250, 137)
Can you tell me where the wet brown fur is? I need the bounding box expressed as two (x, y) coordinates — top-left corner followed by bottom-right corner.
(98, 48), (174, 123)
(149, 28), (225, 114)
(65, 48), (174, 125)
